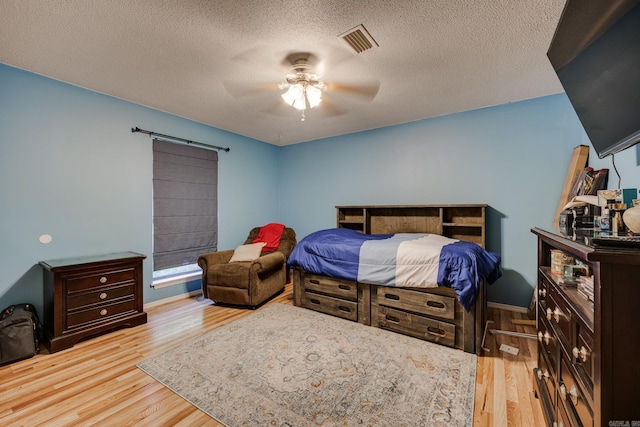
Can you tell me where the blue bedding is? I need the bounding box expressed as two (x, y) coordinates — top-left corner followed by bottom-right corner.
(288, 228), (502, 311)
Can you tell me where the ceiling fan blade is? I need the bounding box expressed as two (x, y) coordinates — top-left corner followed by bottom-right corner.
(315, 96), (349, 117)
(325, 81), (380, 101)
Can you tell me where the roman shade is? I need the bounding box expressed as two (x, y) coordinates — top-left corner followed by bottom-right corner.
(153, 139), (218, 271)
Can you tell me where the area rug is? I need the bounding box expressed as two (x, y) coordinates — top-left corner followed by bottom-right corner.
(137, 304), (476, 426)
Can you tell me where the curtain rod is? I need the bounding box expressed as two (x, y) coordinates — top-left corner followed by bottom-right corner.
(131, 127), (230, 152)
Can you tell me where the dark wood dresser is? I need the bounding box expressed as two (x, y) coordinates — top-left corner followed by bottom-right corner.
(40, 252), (147, 353)
(531, 228), (640, 426)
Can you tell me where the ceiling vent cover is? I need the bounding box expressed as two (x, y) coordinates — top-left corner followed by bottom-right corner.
(339, 24), (379, 53)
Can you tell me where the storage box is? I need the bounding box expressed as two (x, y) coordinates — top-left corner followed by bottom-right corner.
(551, 249), (574, 275)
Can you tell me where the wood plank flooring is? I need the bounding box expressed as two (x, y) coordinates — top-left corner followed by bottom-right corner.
(0, 284), (544, 426)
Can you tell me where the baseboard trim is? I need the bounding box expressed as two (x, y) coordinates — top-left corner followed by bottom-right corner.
(487, 301), (529, 314)
(144, 289), (203, 310)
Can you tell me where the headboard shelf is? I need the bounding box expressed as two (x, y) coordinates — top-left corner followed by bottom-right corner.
(336, 204), (487, 247)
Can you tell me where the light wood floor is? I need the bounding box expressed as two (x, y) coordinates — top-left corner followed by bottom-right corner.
(0, 283), (544, 426)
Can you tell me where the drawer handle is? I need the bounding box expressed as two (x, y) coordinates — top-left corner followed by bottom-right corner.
(559, 384), (579, 406)
(572, 346), (589, 363)
(385, 315), (400, 323)
(338, 305), (351, 313)
(538, 331), (551, 345)
(426, 326), (446, 337)
(309, 279), (320, 285)
(338, 284), (351, 291)
(553, 307), (563, 323)
(99, 292), (107, 300)
(100, 309), (108, 316)
(309, 298), (320, 305)
(99, 276), (108, 284)
(538, 288), (547, 298)
(384, 293), (400, 301)
(546, 307), (553, 321)
(536, 368), (551, 381)
(426, 300), (445, 310)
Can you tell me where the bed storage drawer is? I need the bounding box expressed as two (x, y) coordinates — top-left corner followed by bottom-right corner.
(304, 274), (357, 300)
(377, 305), (456, 347)
(375, 286), (455, 320)
(303, 293), (359, 322)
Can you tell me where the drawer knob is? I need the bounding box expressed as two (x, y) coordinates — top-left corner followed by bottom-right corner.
(572, 346), (589, 363)
(553, 307), (563, 323)
(538, 288), (547, 298)
(99, 276), (107, 284)
(100, 309), (108, 316)
(546, 307), (553, 321)
(559, 384), (579, 406)
(538, 331), (551, 345)
(536, 368), (550, 380)
(99, 292), (107, 300)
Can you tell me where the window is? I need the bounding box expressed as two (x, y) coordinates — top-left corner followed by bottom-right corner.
(152, 139), (218, 287)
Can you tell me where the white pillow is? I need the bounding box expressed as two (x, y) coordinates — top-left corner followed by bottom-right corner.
(229, 242), (266, 262)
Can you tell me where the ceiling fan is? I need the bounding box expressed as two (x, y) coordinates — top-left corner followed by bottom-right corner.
(223, 50), (380, 121)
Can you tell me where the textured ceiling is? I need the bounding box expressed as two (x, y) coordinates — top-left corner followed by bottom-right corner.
(0, 0), (567, 146)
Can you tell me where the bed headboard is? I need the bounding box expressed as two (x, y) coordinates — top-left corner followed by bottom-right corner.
(336, 204), (487, 248)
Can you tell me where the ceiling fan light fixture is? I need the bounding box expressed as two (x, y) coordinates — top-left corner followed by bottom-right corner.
(305, 84), (322, 108)
(281, 84), (306, 110)
(279, 56), (325, 120)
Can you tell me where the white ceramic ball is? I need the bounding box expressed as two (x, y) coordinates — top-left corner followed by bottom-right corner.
(623, 206), (640, 233)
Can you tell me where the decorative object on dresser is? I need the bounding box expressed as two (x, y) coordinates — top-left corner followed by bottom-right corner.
(531, 228), (640, 426)
(39, 252), (147, 353)
(292, 204), (497, 354)
(138, 303), (477, 426)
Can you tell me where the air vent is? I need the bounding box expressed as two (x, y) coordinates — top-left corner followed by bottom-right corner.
(339, 24), (379, 54)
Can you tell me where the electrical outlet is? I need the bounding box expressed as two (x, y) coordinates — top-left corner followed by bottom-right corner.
(499, 343), (519, 355)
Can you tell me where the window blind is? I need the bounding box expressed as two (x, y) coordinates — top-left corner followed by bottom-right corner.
(152, 139), (218, 271)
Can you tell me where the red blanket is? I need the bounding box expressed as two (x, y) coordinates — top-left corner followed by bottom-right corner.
(252, 223), (285, 252)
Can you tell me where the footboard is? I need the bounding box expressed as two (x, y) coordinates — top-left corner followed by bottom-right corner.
(293, 267), (486, 354)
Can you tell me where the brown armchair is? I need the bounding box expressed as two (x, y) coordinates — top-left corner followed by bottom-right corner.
(197, 227), (296, 307)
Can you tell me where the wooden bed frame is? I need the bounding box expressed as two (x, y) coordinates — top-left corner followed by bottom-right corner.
(292, 204), (489, 354)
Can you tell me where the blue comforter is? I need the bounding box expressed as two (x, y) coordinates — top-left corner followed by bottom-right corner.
(288, 228), (502, 311)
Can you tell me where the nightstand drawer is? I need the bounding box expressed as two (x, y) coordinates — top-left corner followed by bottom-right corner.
(66, 268), (136, 292)
(67, 284), (135, 310)
(304, 274), (357, 300)
(375, 286), (455, 320)
(67, 298), (136, 329)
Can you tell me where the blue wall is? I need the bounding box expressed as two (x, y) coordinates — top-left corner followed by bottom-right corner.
(2, 63), (640, 313)
(0, 64), (281, 315)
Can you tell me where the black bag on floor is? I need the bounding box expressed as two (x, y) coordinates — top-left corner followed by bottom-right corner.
(0, 303), (42, 366)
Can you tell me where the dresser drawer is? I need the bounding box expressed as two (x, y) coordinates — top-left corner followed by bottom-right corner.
(538, 315), (559, 377)
(547, 288), (572, 347)
(536, 350), (556, 404)
(559, 356), (593, 427)
(304, 274), (357, 300)
(375, 286), (455, 320)
(67, 298), (136, 329)
(303, 292), (358, 321)
(66, 268), (136, 292)
(67, 284), (135, 310)
(377, 306), (456, 347)
(574, 325), (594, 401)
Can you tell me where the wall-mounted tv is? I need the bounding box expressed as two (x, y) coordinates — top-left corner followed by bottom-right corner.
(548, 1), (640, 159)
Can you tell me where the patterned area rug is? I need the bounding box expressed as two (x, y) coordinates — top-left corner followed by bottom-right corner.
(137, 304), (476, 426)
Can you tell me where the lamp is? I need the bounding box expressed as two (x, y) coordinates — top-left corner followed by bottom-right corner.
(279, 61), (324, 121)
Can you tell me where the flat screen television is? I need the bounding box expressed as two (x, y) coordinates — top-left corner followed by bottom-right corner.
(548, 1), (640, 159)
